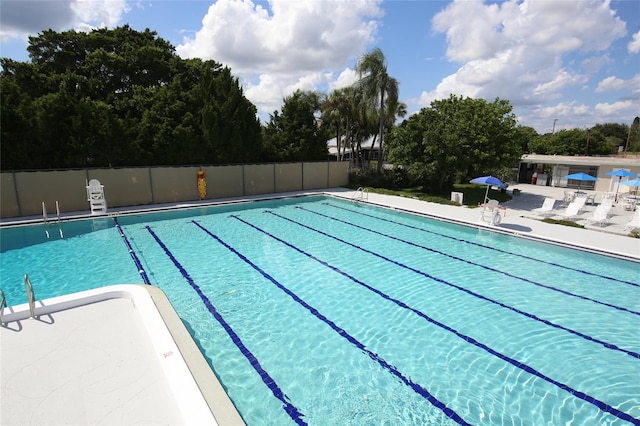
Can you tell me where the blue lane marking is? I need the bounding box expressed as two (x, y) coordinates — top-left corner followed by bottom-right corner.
(298, 206), (640, 317)
(273, 210), (640, 360)
(229, 215), (640, 425)
(113, 217), (151, 285)
(324, 202), (640, 287)
(192, 220), (470, 426)
(144, 226), (307, 426)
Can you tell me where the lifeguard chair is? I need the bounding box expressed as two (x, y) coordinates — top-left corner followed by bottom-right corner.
(86, 179), (107, 214)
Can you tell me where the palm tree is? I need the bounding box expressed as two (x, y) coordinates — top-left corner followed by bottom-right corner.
(355, 48), (399, 173)
(322, 87), (354, 162)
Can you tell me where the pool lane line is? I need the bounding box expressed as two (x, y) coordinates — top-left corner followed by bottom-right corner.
(270, 210), (640, 360)
(144, 226), (307, 426)
(229, 216), (640, 425)
(297, 207), (640, 318)
(322, 202), (639, 288)
(192, 220), (470, 426)
(113, 217), (151, 285)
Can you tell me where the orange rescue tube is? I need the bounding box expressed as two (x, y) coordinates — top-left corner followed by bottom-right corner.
(197, 170), (206, 200)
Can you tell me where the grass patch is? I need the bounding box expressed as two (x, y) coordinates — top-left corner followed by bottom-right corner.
(346, 183), (511, 207)
(541, 218), (585, 228)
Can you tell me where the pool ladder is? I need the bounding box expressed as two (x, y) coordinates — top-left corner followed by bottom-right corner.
(24, 274), (36, 318)
(0, 288), (6, 324)
(42, 201), (64, 239)
(0, 276), (37, 324)
(350, 187), (368, 202)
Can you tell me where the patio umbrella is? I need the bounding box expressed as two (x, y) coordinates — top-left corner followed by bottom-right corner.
(605, 169), (637, 198)
(619, 178), (640, 195)
(563, 172), (598, 192)
(470, 175), (507, 202)
(605, 169), (637, 178)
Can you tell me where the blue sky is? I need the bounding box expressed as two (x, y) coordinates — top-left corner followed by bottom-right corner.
(1, 0), (639, 133)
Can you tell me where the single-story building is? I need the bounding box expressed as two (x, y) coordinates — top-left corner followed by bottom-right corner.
(327, 135), (382, 165)
(518, 154), (640, 193)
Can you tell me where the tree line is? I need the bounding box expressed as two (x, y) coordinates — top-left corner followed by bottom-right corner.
(1, 26), (263, 169)
(2, 26), (637, 195)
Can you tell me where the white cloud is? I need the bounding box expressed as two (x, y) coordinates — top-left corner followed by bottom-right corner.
(581, 54), (611, 75)
(629, 31), (640, 54)
(594, 74), (640, 94)
(421, 0), (630, 132)
(594, 100), (636, 116)
(177, 0), (383, 120)
(329, 68), (359, 92)
(0, 0), (129, 41)
(71, 0), (129, 30)
(517, 101), (593, 133)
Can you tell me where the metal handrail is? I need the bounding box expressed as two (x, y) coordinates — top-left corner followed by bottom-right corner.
(350, 186), (368, 201)
(0, 288), (6, 324)
(56, 200), (64, 238)
(42, 201), (50, 239)
(24, 274), (36, 318)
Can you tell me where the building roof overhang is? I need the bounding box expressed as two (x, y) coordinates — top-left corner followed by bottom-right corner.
(520, 154), (640, 167)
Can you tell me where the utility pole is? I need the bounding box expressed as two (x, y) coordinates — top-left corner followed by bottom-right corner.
(585, 127), (591, 156)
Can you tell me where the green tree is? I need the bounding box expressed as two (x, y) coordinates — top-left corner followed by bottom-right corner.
(591, 122), (627, 151)
(0, 67), (36, 169)
(1, 26), (262, 170)
(515, 125), (539, 154)
(354, 48), (399, 173)
(529, 128), (614, 156)
(263, 90), (328, 162)
(625, 117), (640, 153)
(387, 94), (520, 193)
(321, 87), (355, 161)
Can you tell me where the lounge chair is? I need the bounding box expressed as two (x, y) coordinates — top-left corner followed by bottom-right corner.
(532, 197), (556, 216)
(583, 202), (613, 226)
(479, 199), (503, 225)
(619, 196), (637, 212)
(562, 191), (574, 205)
(624, 209), (640, 232)
(556, 197), (586, 221)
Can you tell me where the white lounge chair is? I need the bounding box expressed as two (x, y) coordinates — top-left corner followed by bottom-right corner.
(556, 197), (586, 221)
(479, 199), (503, 225)
(86, 179), (107, 214)
(624, 209), (640, 232)
(584, 202), (613, 226)
(619, 196), (637, 212)
(532, 197), (556, 216)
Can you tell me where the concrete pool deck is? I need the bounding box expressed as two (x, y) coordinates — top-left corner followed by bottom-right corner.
(1, 184), (638, 425)
(1, 285), (245, 426)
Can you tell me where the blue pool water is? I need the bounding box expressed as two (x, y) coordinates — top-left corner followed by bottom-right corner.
(1, 195), (639, 425)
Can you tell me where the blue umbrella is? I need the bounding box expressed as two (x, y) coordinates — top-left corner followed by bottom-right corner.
(605, 169), (636, 178)
(620, 178), (640, 187)
(563, 172), (597, 191)
(470, 176), (507, 202)
(620, 178), (640, 196)
(606, 169), (637, 198)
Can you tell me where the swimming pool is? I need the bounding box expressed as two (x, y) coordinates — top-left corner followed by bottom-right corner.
(1, 195), (639, 425)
